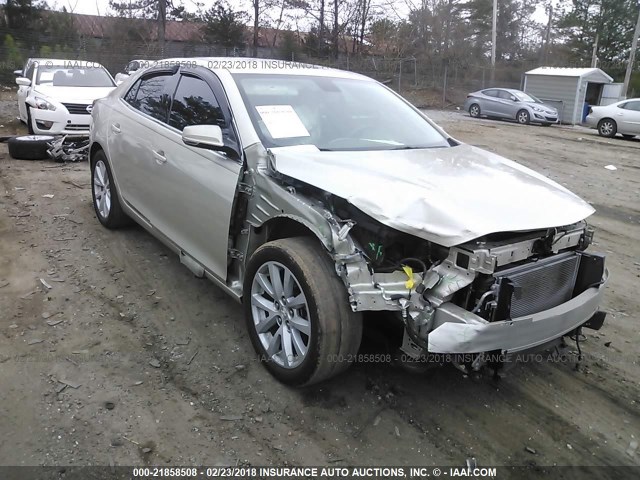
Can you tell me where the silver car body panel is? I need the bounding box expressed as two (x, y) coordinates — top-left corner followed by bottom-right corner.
(269, 144), (594, 247)
(90, 57), (606, 359)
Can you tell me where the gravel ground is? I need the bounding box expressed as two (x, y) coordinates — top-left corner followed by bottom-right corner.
(1, 96), (639, 477)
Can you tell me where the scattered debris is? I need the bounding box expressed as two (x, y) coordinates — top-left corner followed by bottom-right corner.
(604, 341), (612, 347)
(132, 381), (144, 386)
(62, 179), (88, 189)
(123, 436), (139, 446)
(142, 447), (152, 454)
(187, 350), (199, 365)
(46, 319), (64, 326)
(175, 338), (190, 346)
(525, 446), (537, 455)
(234, 364), (245, 371)
(394, 426), (400, 437)
(42, 194), (54, 199)
(39, 278), (52, 290)
(567, 443), (573, 450)
(105, 401), (115, 410)
(55, 384), (67, 394)
(373, 416), (381, 426)
(21, 290), (37, 299)
(27, 338), (44, 345)
(149, 359), (161, 368)
(604, 165), (617, 171)
(111, 438), (124, 447)
(59, 379), (82, 389)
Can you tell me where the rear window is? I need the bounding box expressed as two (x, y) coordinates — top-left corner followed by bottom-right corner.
(36, 66), (114, 87)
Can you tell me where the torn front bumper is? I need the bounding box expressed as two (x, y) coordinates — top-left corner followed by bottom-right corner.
(428, 269), (608, 354)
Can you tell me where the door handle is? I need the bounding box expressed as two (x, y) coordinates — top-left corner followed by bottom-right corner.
(111, 123), (121, 134)
(152, 149), (167, 165)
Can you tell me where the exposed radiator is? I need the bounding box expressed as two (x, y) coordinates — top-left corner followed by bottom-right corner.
(494, 252), (580, 318)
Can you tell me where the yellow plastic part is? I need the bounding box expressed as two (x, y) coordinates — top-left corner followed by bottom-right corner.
(402, 265), (415, 289)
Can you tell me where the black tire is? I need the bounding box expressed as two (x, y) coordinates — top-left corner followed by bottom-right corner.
(517, 109), (530, 125)
(90, 149), (131, 229)
(27, 107), (35, 135)
(622, 134), (635, 140)
(597, 118), (617, 138)
(7, 135), (55, 160)
(469, 103), (481, 118)
(243, 237), (363, 386)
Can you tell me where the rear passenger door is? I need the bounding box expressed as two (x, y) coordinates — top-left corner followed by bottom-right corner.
(480, 89), (500, 115)
(108, 69), (176, 221)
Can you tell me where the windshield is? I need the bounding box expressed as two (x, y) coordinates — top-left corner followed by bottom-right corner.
(513, 91), (543, 103)
(36, 66), (115, 87)
(232, 73), (449, 151)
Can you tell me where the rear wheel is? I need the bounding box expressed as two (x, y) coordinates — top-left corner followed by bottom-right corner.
(469, 104), (481, 118)
(517, 109), (530, 125)
(91, 150), (131, 228)
(597, 118), (617, 138)
(243, 237), (362, 386)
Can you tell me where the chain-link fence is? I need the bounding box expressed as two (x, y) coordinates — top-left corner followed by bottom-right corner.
(0, 24), (568, 108)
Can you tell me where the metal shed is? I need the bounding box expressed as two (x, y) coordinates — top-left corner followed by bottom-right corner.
(523, 67), (616, 125)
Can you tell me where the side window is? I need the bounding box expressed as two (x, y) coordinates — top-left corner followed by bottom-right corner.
(124, 79), (141, 105)
(625, 101), (640, 112)
(618, 102), (628, 109)
(127, 73), (172, 122)
(25, 63), (35, 81)
(498, 90), (513, 100)
(169, 75), (225, 131)
(483, 89), (498, 97)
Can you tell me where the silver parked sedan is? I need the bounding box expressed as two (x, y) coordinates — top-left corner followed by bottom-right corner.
(90, 58), (607, 386)
(464, 88), (559, 125)
(585, 99), (640, 138)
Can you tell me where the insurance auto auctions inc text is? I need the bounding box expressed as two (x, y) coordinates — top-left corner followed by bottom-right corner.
(257, 466), (497, 477)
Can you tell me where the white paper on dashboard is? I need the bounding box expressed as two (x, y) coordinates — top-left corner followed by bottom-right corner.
(255, 105), (311, 139)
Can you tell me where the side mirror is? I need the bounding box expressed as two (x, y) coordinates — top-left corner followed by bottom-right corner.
(182, 125), (224, 148)
(16, 77), (31, 86)
(14, 69), (23, 77)
(182, 125), (239, 159)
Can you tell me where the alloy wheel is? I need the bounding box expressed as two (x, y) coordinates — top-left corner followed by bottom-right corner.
(93, 160), (112, 219)
(250, 261), (311, 369)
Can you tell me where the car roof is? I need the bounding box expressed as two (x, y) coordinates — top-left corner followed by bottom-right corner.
(155, 57), (373, 81)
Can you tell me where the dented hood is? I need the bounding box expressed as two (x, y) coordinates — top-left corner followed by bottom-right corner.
(270, 144), (595, 247)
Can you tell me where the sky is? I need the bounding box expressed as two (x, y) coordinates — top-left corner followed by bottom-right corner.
(21, 0), (549, 24)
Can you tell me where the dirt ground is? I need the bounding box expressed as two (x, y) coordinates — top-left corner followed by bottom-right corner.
(1, 91), (639, 476)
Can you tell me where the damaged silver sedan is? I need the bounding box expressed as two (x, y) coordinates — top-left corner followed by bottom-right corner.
(89, 59), (608, 385)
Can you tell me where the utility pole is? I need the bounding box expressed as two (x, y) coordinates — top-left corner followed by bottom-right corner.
(591, 33), (599, 68)
(158, 0), (167, 55)
(491, 0), (497, 83)
(542, 3), (553, 64)
(623, 2), (640, 98)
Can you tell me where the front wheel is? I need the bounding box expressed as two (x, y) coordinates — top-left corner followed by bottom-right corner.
(243, 237), (362, 386)
(597, 119), (617, 138)
(517, 109), (530, 125)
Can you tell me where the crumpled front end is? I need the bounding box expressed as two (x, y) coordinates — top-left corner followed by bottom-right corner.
(332, 218), (607, 361)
